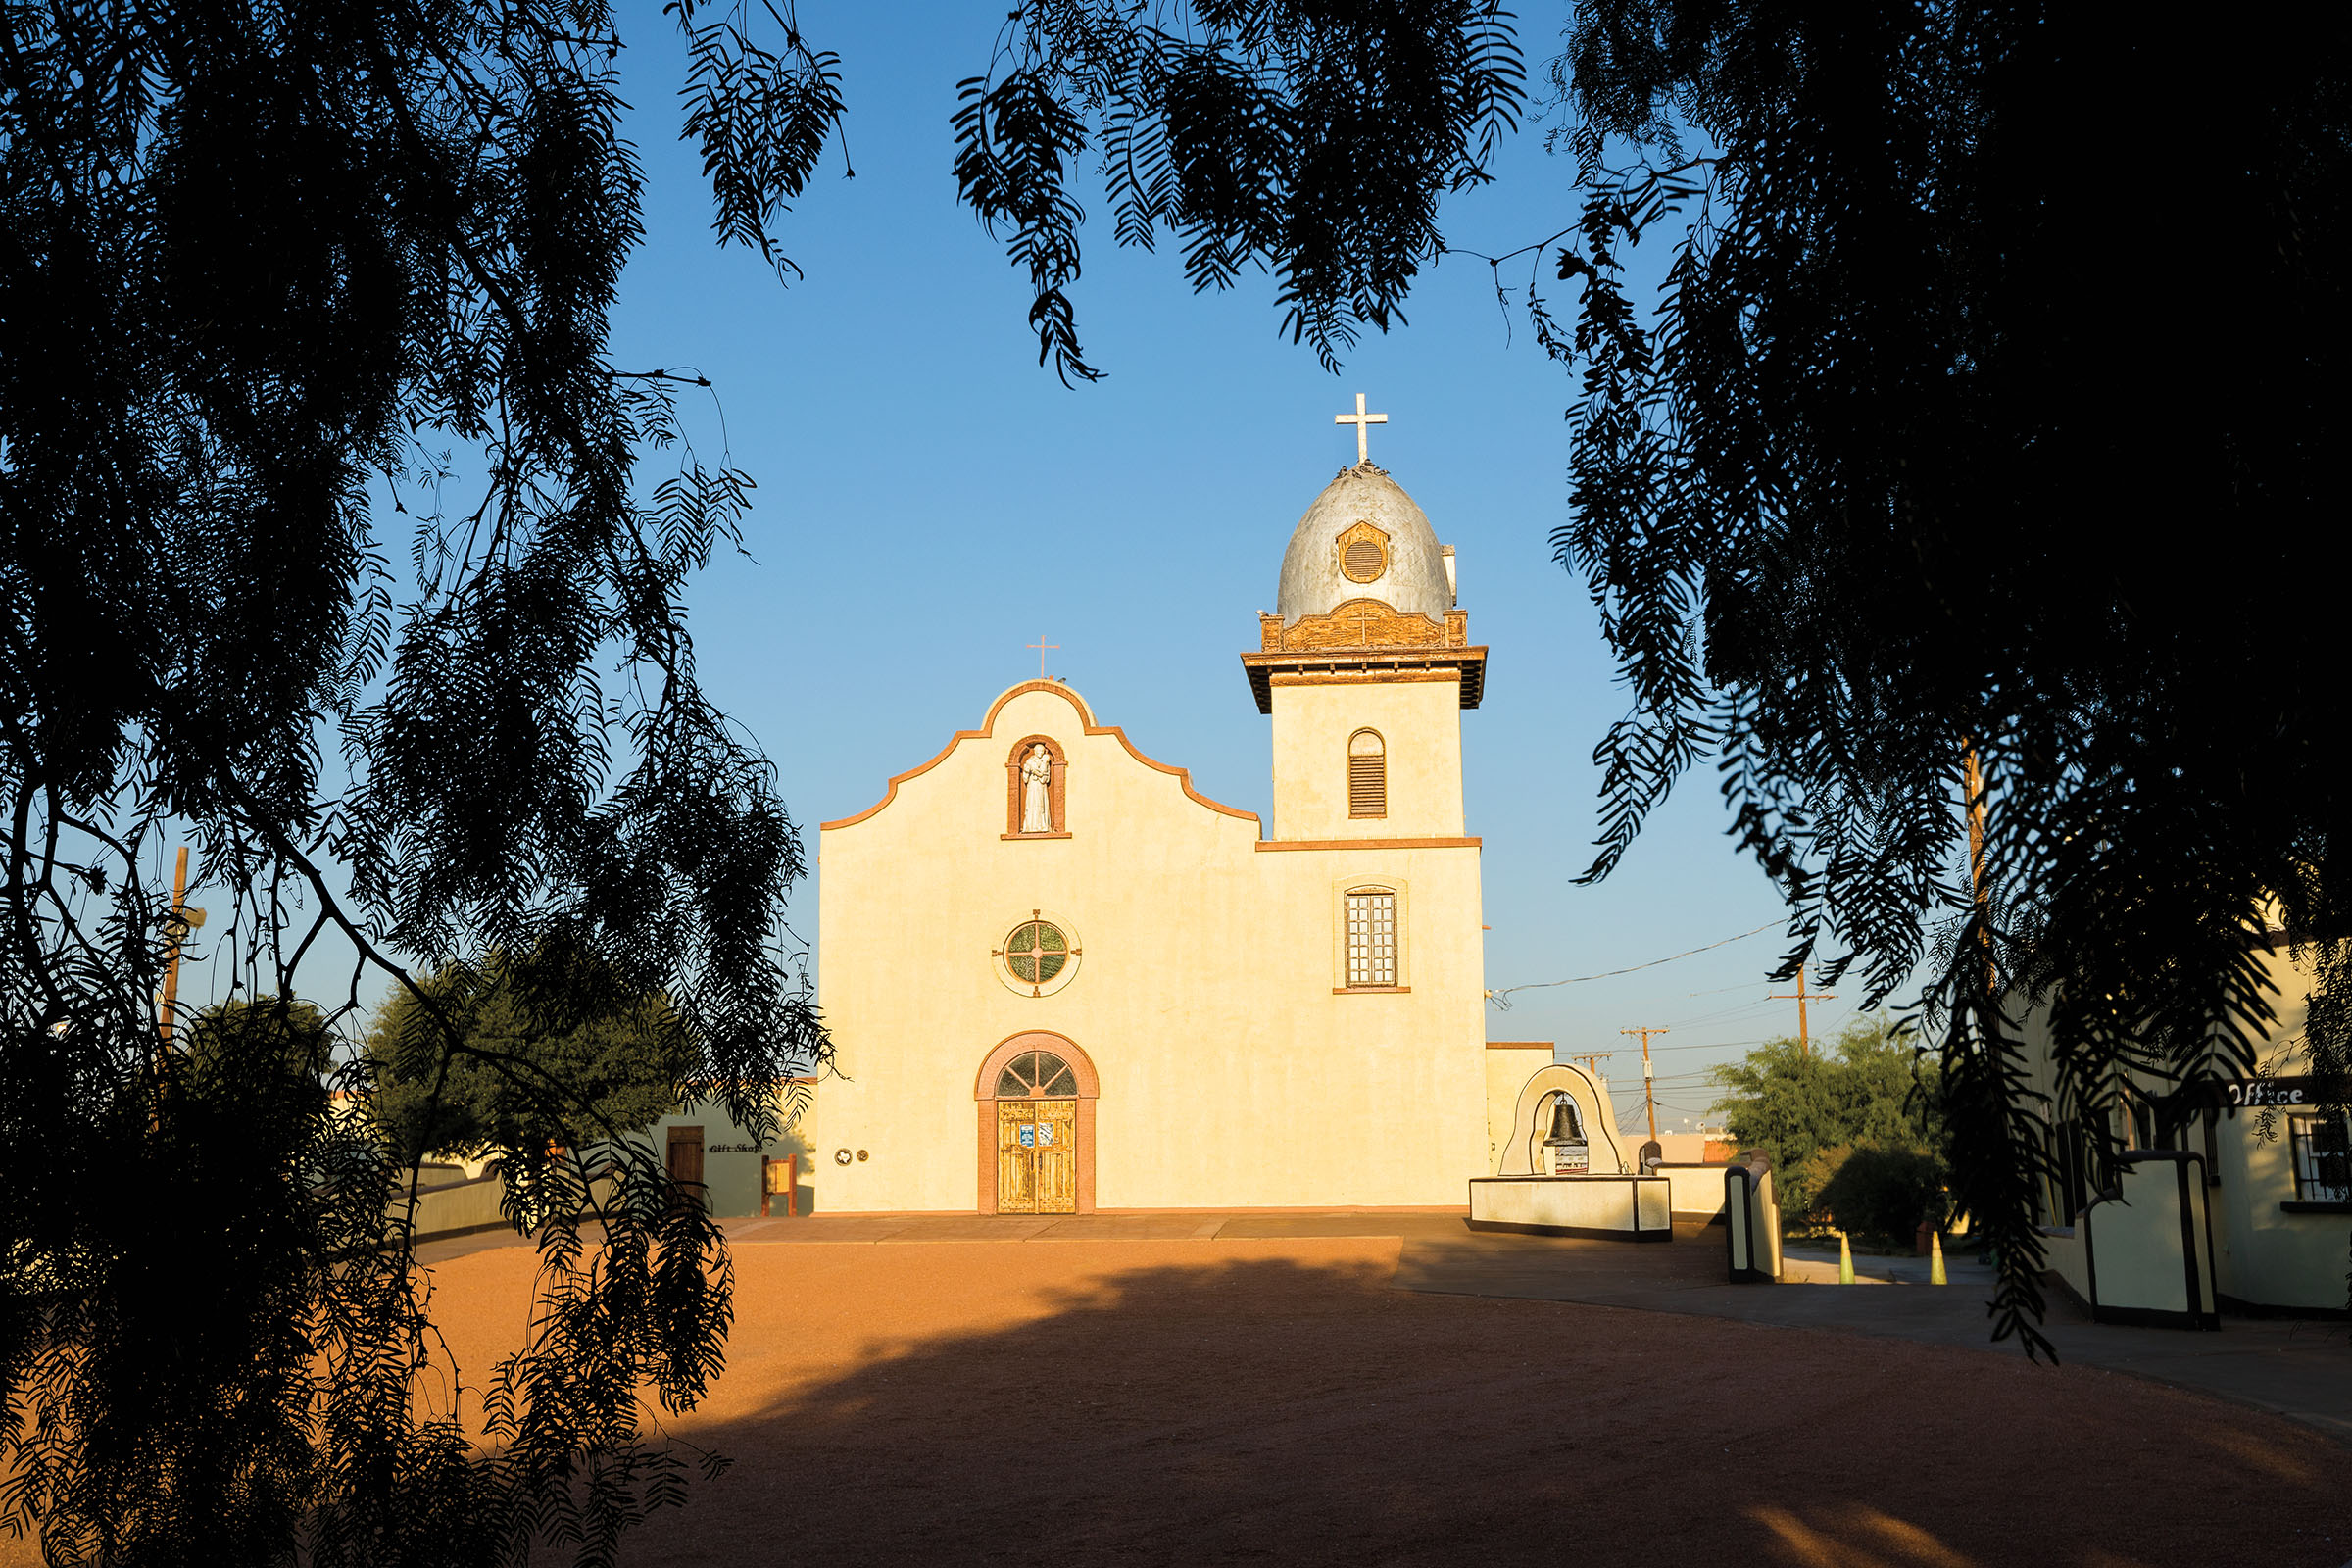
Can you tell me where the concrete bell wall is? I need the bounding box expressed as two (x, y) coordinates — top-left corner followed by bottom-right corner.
(1490, 1061), (1626, 1177)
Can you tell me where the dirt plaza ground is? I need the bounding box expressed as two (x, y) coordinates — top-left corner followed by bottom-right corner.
(5, 1219), (2342, 1567)
(405, 1221), (2348, 1568)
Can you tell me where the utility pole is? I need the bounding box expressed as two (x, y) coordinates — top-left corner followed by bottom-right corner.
(1769, 968), (1837, 1056)
(1963, 738), (1995, 991)
(1569, 1052), (1613, 1078)
(156, 846), (205, 1050)
(1620, 1027), (1667, 1143)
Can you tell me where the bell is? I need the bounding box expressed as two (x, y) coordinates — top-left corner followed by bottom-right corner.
(1542, 1091), (1591, 1176)
(1547, 1093), (1582, 1143)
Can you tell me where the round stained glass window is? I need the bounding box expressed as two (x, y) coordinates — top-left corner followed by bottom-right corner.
(995, 909), (1081, 996)
(1004, 920), (1068, 983)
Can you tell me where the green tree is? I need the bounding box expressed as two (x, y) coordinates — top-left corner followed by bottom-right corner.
(1710, 1019), (1940, 1219)
(184, 997), (336, 1099)
(366, 956), (682, 1164)
(1813, 1147), (1950, 1248)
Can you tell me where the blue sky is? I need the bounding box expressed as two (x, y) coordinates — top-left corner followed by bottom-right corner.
(219, 3), (1884, 1134)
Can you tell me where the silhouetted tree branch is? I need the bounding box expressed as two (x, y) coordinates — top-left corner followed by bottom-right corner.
(1540, 3), (2352, 1348)
(0, 0), (838, 1560)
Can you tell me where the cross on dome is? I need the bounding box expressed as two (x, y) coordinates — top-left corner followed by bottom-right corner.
(1334, 393), (1388, 466)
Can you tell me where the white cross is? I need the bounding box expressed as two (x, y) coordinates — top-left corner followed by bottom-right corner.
(1334, 393), (1388, 466)
(1027, 634), (1058, 679)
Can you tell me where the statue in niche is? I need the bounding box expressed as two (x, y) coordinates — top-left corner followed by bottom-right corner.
(1020, 743), (1054, 833)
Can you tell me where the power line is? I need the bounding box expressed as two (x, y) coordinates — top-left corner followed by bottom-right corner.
(1486, 921), (1780, 1008)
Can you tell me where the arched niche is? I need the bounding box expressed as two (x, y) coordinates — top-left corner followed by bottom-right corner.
(1497, 1063), (1629, 1177)
(1004, 735), (1069, 838)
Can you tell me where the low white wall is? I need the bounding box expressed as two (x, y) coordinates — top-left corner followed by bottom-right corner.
(1752, 1166), (1783, 1279)
(2085, 1154), (2218, 1322)
(2046, 1154), (2219, 1325)
(1468, 1176), (1669, 1237)
(1653, 1163), (1728, 1220)
(2084, 1185), (2187, 1317)
(399, 1174), (508, 1241)
(2228, 1208), (2352, 1311)
(1725, 1162), (1783, 1280)
(2037, 1224), (2091, 1308)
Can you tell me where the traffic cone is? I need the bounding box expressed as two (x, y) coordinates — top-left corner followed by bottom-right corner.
(1930, 1230), (1947, 1286)
(1838, 1231), (1854, 1284)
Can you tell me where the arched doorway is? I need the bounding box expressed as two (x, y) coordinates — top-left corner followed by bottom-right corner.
(976, 1032), (1099, 1214)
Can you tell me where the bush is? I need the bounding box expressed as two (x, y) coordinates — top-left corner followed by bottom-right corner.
(1711, 1018), (1943, 1205)
(1788, 1142), (1855, 1225)
(1815, 1145), (1950, 1245)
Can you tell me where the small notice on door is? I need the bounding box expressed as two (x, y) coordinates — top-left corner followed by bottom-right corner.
(1036, 1123), (1056, 1146)
(1017, 1125), (1036, 1148)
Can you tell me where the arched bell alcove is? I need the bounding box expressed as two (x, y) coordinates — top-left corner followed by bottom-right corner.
(1497, 1063), (1628, 1177)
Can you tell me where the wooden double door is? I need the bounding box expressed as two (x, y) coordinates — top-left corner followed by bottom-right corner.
(997, 1098), (1078, 1213)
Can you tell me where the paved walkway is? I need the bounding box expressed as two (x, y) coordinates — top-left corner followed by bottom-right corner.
(714, 1210), (2352, 1442)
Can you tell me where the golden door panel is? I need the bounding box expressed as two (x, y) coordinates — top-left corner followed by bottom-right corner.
(997, 1101), (1036, 1213)
(1033, 1100), (1077, 1213)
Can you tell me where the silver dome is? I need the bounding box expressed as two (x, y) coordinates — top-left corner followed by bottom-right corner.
(1274, 464), (1452, 624)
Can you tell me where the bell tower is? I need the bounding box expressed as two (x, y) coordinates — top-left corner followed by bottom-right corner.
(1242, 406), (1486, 842)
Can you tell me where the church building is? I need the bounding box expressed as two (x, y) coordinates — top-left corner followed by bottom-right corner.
(813, 433), (1504, 1213)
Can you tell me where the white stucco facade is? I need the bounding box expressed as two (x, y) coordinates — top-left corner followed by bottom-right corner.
(813, 463), (1494, 1213)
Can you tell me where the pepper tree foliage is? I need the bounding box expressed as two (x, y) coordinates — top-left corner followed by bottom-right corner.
(0, 0), (841, 1561)
(952, 0), (1527, 381)
(1531, 4), (2352, 1348)
(0, 0), (1537, 1556)
(957, 2), (2352, 1348)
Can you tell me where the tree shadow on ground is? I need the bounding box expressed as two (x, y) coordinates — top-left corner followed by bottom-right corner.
(613, 1246), (2348, 1568)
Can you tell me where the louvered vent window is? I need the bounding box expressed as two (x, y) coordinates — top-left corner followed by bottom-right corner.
(1348, 729), (1387, 818)
(1343, 537), (1386, 581)
(1346, 890), (1396, 987)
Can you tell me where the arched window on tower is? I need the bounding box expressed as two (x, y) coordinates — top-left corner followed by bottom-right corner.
(1348, 729), (1387, 818)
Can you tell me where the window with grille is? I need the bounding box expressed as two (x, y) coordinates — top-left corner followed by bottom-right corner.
(1343, 537), (1386, 581)
(1345, 888), (1396, 988)
(2289, 1113), (2351, 1201)
(1348, 729), (1386, 818)
(1002, 920), (1068, 983)
(996, 1050), (1078, 1099)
